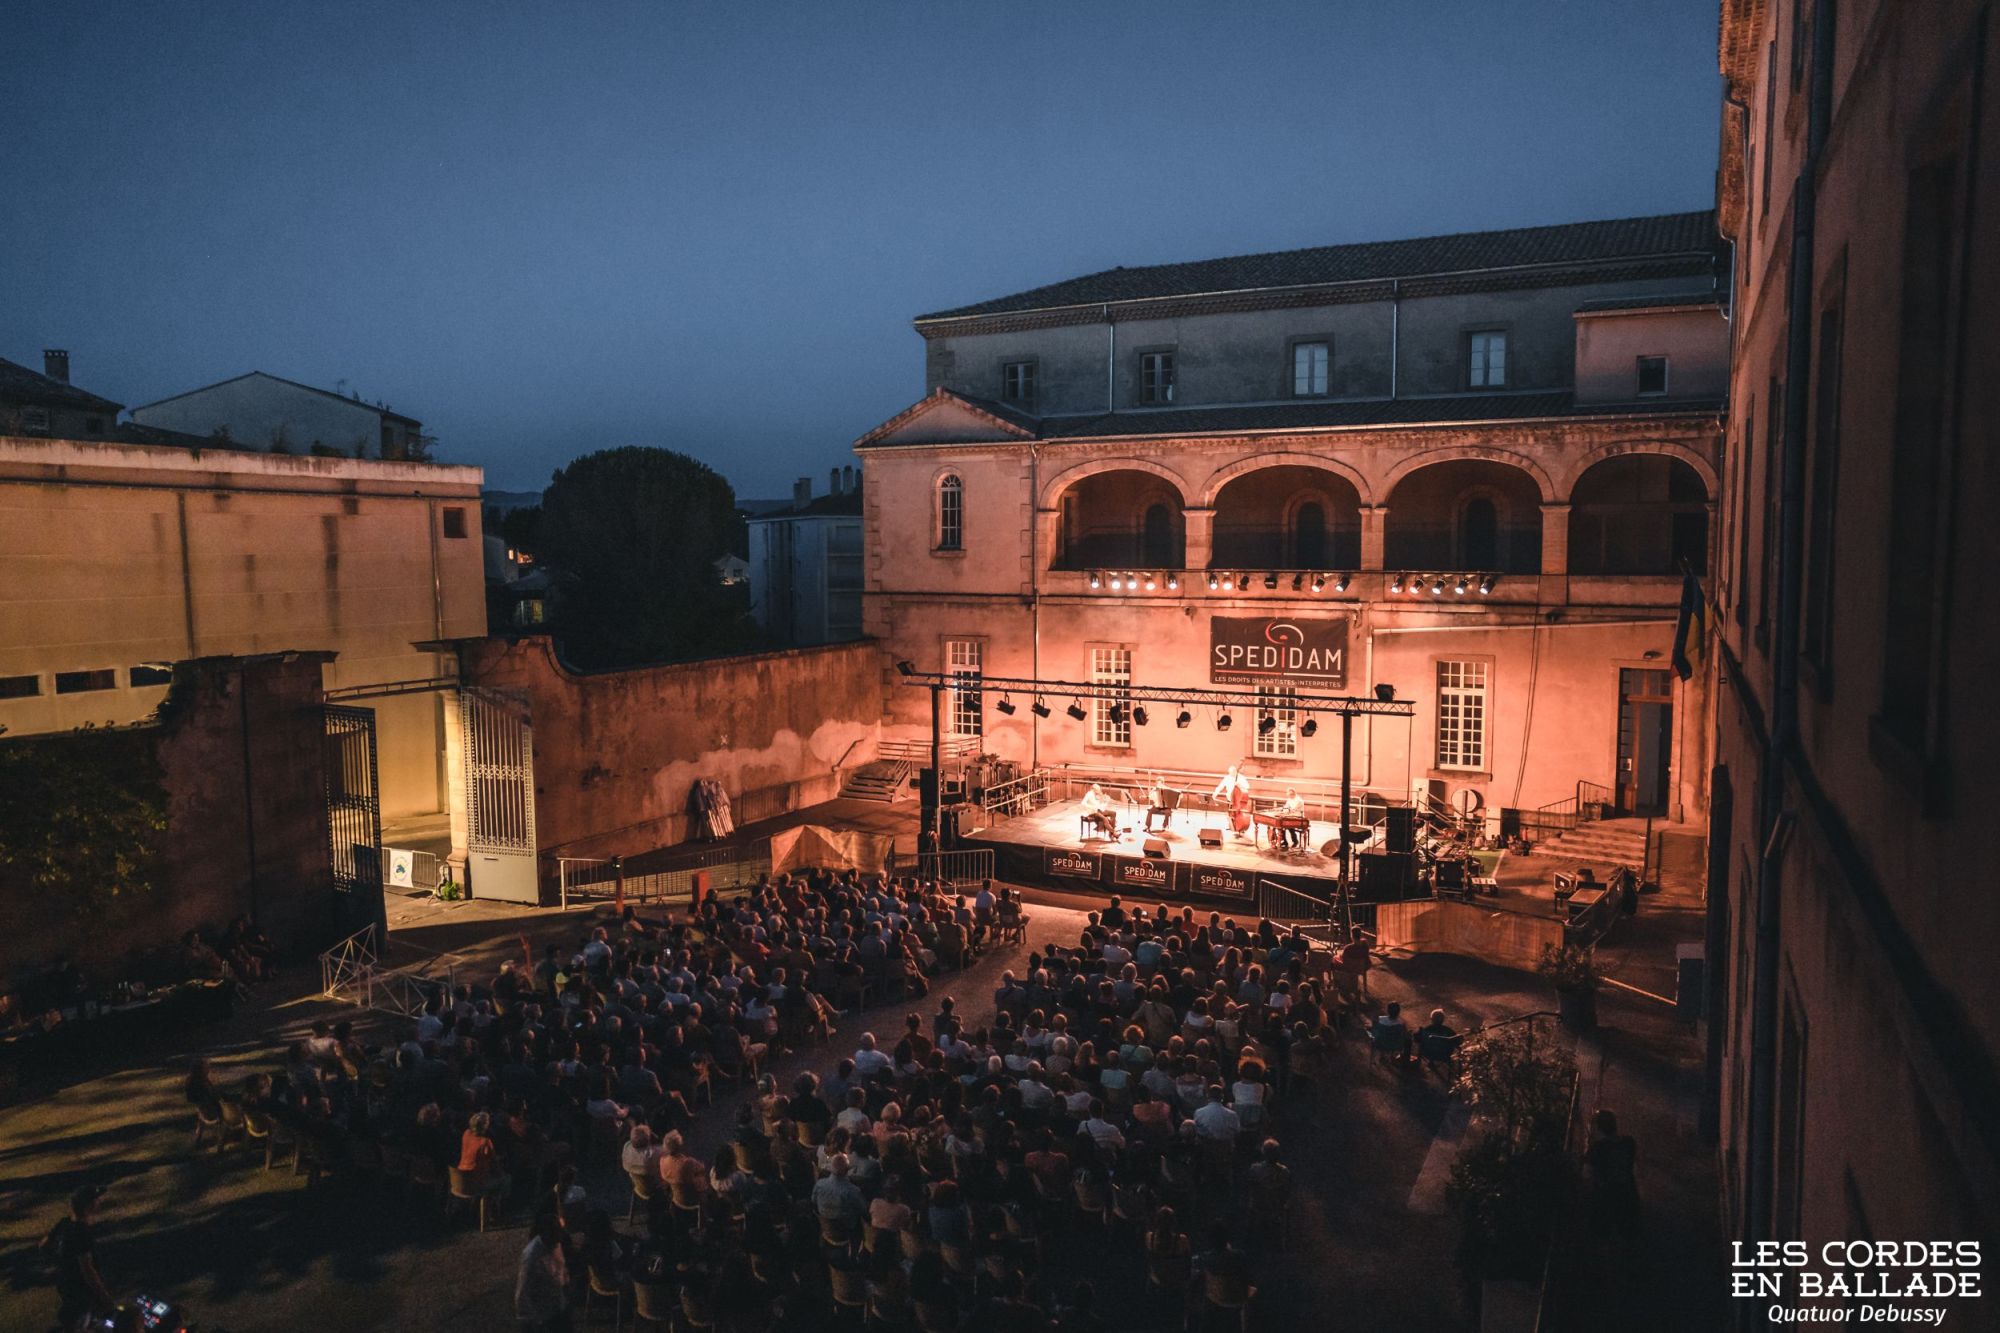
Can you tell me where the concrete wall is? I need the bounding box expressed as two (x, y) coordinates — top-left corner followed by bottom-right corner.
(1711, 0), (1999, 1251)
(926, 275), (1717, 411)
(131, 374), (410, 458)
(0, 653), (336, 985)
(459, 636), (885, 863)
(0, 437), (485, 819)
(1374, 898), (1564, 971)
(749, 514), (865, 645)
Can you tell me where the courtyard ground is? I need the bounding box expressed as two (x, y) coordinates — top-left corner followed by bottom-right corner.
(0, 814), (1723, 1331)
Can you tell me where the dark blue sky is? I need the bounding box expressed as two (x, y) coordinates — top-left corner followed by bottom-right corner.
(4, 2), (1720, 499)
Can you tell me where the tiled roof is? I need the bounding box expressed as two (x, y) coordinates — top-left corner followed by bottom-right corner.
(750, 490), (864, 519)
(917, 210), (1719, 322)
(857, 390), (1723, 448)
(1575, 291), (1722, 314)
(129, 370), (422, 425)
(0, 356), (124, 413)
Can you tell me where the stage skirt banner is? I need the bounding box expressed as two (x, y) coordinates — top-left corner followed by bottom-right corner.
(1111, 855), (1177, 895)
(1209, 615), (1347, 689)
(1187, 863), (1256, 900)
(1044, 847), (1103, 880)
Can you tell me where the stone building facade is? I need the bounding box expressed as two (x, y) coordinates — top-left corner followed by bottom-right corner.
(1709, 0), (1998, 1279)
(860, 212), (1727, 826)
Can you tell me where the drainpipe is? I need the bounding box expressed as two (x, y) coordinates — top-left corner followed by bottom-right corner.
(1029, 443), (1042, 769)
(1104, 305), (1116, 413)
(1389, 279), (1400, 400)
(1744, 0), (1835, 1261)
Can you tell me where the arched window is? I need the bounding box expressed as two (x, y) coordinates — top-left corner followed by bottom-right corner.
(936, 474), (963, 551)
(1459, 496), (1499, 569)
(1291, 501), (1328, 569)
(1142, 503), (1175, 567)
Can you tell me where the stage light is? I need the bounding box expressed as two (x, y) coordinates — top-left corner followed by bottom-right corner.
(1390, 575), (1404, 594)
(1031, 697), (1051, 718)
(1207, 572), (1220, 591)
(1374, 683), (1396, 702)
(1131, 705), (1149, 727)
(1333, 573), (1351, 593)
(1221, 574), (1234, 590)
(1166, 574), (1180, 591)
(995, 695), (1017, 716)
(1257, 714), (1276, 736)
(1309, 573), (1322, 592)
(1089, 572), (1102, 590)
(895, 659), (916, 677)
(1238, 572), (1252, 592)
(1431, 578), (1445, 596)
(1143, 573), (1156, 591)
(1265, 572), (1278, 590)
(1108, 702), (1129, 725)
(1411, 578), (1427, 596)
(1300, 716), (1318, 738)
(1454, 576), (1469, 595)
(1066, 699), (1088, 721)
(1175, 709), (1192, 728)
(1216, 712), (1233, 732)
(1127, 572), (1140, 589)
(1291, 573), (1304, 591)
(1109, 573), (1123, 590)
(1478, 574), (1496, 595)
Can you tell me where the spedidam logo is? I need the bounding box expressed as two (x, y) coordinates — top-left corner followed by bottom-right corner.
(1264, 622), (1304, 645)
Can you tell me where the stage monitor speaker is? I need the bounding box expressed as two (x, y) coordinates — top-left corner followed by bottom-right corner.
(1143, 837), (1171, 859)
(1197, 828), (1224, 849)
(1385, 806), (1417, 854)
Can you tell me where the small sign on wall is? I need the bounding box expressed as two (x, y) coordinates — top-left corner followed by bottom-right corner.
(1045, 847), (1102, 880)
(1210, 616), (1348, 689)
(385, 847), (416, 889)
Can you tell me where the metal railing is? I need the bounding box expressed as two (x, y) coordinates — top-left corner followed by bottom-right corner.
(891, 847), (996, 889)
(879, 736), (981, 763)
(555, 838), (773, 909)
(1515, 778), (1620, 842)
(320, 924), (378, 1005)
(1046, 762), (1407, 830)
(1256, 877), (1335, 925)
(979, 768), (1054, 817)
(317, 923), (466, 1016)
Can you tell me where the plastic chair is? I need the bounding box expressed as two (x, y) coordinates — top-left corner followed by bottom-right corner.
(584, 1264), (625, 1330)
(913, 1297), (959, 1333)
(829, 1262), (871, 1320)
(192, 1103), (224, 1152)
(679, 1284), (720, 1332)
(448, 1166), (494, 1231)
(1071, 1175), (1110, 1230)
(217, 1098), (249, 1152)
(628, 1169), (657, 1223)
(407, 1154), (444, 1207)
(630, 1279), (670, 1329)
(1201, 1272), (1257, 1332)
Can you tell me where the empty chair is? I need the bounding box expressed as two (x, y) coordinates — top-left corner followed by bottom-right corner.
(829, 1262), (871, 1320)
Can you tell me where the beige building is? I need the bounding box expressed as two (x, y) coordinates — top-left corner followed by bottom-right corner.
(0, 436), (490, 871)
(1710, 0), (1998, 1274)
(861, 212), (1728, 833)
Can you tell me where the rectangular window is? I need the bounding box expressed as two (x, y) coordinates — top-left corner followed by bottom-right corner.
(1291, 341), (1329, 396)
(1435, 660), (1488, 771)
(1467, 331), (1507, 388)
(1636, 355), (1669, 396)
(1139, 351), (1175, 405)
(1001, 360), (1037, 404)
(946, 639), (983, 738)
(1090, 646), (1132, 748)
(1802, 302), (1842, 678)
(129, 665), (173, 687)
(1254, 687), (1298, 758)
(0, 673), (41, 699)
(55, 669), (117, 694)
(442, 506), (468, 538)
(20, 406), (50, 435)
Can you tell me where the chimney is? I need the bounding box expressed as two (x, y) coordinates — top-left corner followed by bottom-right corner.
(830, 466), (843, 496)
(843, 464), (856, 494)
(43, 349), (70, 384)
(793, 476), (812, 508)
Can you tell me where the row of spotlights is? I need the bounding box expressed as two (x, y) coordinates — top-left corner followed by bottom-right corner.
(988, 694), (1342, 738)
(1084, 570), (1355, 594)
(1388, 572), (1498, 597)
(1089, 571), (1179, 591)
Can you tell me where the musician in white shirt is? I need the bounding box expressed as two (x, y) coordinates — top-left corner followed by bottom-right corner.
(1081, 784), (1118, 839)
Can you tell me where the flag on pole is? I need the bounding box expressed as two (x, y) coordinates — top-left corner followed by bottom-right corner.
(1671, 569), (1707, 680)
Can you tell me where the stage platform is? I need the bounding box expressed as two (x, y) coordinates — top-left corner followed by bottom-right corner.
(962, 797), (1394, 906)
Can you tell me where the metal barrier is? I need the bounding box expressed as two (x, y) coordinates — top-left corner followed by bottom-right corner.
(893, 847), (996, 890)
(317, 923), (466, 1016)
(555, 839), (773, 909)
(320, 924), (378, 1004)
(377, 846), (443, 893)
(1256, 877), (1334, 925)
(980, 768), (1053, 818)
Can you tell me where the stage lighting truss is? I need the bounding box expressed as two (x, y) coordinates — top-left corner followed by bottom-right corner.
(899, 673), (1417, 730)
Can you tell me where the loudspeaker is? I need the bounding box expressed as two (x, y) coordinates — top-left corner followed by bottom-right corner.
(1198, 828), (1224, 849)
(1385, 806), (1416, 854)
(1143, 838), (1171, 859)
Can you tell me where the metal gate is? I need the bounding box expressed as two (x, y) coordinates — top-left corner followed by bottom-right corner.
(461, 687), (539, 903)
(324, 705), (383, 898)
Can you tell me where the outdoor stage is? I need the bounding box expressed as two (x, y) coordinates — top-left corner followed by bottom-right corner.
(961, 795), (1392, 905)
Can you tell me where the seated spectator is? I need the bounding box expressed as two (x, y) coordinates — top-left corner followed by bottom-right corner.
(851, 1033), (892, 1081)
(1193, 1085), (1241, 1142)
(1371, 1000), (1412, 1060)
(812, 1152), (866, 1227)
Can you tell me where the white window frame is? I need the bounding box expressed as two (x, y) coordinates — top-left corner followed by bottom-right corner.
(945, 639), (983, 738)
(1435, 660), (1489, 771)
(936, 474), (964, 551)
(1468, 330), (1508, 388)
(1139, 351), (1175, 404)
(1090, 646), (1133, 749)
(1001, 360), (1037, 404)
(1292, 341), (1329, 396)
(1636, 354), (1670, 396)
(1253, 687), (1299, 758)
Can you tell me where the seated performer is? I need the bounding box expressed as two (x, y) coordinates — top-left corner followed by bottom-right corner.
(1278, 788), (1309, 849)
(1212, 765), (1253, 840)
(1146, 774), (1173, 833)
(1081, 783), (1119, 840)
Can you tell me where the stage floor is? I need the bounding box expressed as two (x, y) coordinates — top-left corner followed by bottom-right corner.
(965, 797), (1376, 901)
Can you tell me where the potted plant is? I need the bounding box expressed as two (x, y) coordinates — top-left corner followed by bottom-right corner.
(433, 878), (464, 903)
(1538, 941), (1600, 1031)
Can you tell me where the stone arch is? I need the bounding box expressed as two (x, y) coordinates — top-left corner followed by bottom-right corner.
(1383, 457), (1546, 573)
(1568, 453), (1712, 576)
(1197, 451), (1373, 509)
(1378, 445), (1557, 506)
(1553, 439), (1720, 503)
(1038, 457), (1195, 511)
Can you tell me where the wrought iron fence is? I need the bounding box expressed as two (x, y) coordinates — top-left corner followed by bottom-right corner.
(891, 847), (996, 890)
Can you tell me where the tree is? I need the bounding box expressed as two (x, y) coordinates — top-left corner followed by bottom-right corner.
(0, 727), (168, 922)
(536, 446), (755, 667)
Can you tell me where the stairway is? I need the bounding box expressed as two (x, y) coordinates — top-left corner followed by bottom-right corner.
(839, 759), (913, 803)
(1534, 819), (1649, 868)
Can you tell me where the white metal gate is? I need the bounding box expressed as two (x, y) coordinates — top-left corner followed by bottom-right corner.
(461, 687), (539, 903)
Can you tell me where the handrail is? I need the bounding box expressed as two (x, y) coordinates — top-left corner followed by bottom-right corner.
(832, 737), (869, 772)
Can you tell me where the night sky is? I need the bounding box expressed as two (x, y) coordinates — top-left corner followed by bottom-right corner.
(4, 2), (1720, 500)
